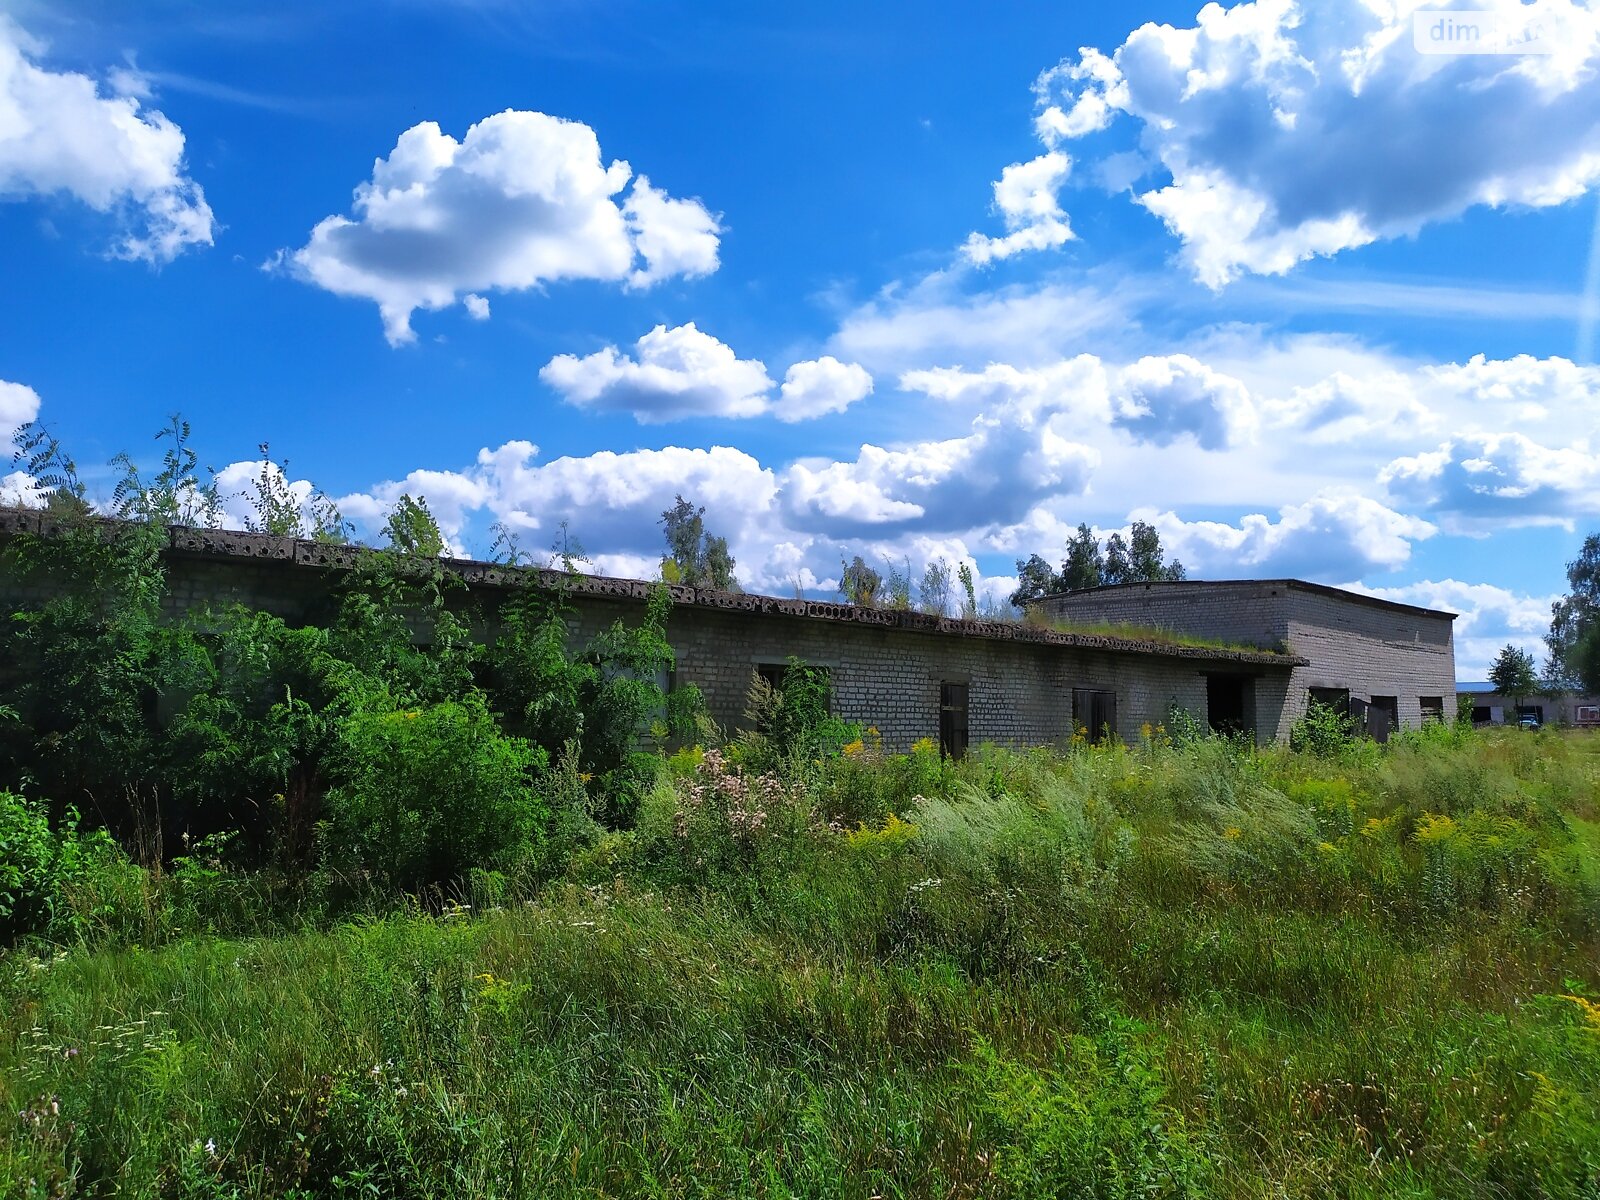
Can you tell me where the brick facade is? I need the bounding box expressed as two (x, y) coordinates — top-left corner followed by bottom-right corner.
(0, 509), (1313, 750)
(1039, 580), (1457, 740)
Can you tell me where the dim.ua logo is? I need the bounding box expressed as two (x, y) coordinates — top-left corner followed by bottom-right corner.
(1413, 7), (1563, 54)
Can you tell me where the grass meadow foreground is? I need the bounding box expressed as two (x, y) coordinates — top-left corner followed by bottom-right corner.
(3, 725), (1600, 1199)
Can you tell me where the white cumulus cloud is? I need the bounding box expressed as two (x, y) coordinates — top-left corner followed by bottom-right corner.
(1380, 432), (1600, 529)
(1137, 490), (1436, 579)
(540, 323), (773, 422)
(541, 324), (871, 424)
(283, 109), (721, 345)
(1031, 0), (1600, 285)
(783, 370), (1101, 536)
(776, 357), (874, 422)
(0, 379), (41, 442)
(963, 150), (1076, 265)
(622, 175), (722, 288)
(0, 18), (215, 262)
(1112, 354), (1257, 450)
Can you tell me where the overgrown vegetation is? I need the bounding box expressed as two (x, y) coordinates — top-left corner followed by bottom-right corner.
(0, 421), (700, 887)
(3, 424), (1599, 1196)
(1023, 608), (1284, 655)
(3, 723), (1598, 1197)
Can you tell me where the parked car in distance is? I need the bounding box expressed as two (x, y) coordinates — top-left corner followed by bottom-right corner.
(1518, 714), (1541, 730)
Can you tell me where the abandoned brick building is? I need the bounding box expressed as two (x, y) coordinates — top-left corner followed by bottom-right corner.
(0, 511), (1457, 752)
(1038, 579), (1457, 742)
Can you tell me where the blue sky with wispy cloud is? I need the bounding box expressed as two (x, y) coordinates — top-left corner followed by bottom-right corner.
(3, 0), (1599, 677)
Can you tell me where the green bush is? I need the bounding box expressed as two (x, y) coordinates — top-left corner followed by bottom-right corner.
(1288, 700), (1361, 756)
(324, 694), (550, 891)
(964, 1022), (1210, 1198)
(735, 657), (859, 775)
(0, 791), (57, 943)
(636, 748), (816, 880)
(0, 795), (146, 946)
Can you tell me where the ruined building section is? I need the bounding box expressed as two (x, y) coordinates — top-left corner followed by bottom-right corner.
(1036, 580), (1457, 742)
(625, 602), (1299, 751)
(0, 508), (1308, 753)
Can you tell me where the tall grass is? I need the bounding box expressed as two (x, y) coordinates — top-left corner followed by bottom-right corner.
(3, 729), (1599, 1198)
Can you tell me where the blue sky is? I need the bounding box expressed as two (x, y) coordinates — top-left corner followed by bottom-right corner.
(4, 0), (1600, 678)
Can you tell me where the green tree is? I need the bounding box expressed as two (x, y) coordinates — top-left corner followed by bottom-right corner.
(885, 557), (913, 610)
(1488, 644), (1538, 716)
(919, 558), (952, 616)
(659, 494), (738, 590)
(1102, 532), (1132, 585)
(240, 443), (347, 542)
(1128, 520), (1186, 581)
(1059, 524), (1104, 592)
(485, 583), (700, 825)
(548, 519), (589, 574)
(1545, 533), (1600, 692)
(383, 494), (445, 558)
(956, 562), (979, 619)
(110, 415), (222, 529)
(1009, 554), (1058, 608)
(11, 420), (90, 516)
(840, 555), (883, 607)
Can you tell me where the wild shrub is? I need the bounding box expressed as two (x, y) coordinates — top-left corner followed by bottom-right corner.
(0, 794), (143, 946)
(963, 1022), (1210, 1198)
(323, 692), (549, 892)
(0, 516), (207, 842)
(735, 657), (858, 775)
(167, 607), (351, 861)
(818, 735), (953, 828)
(637, 748), (815, 880)
(0, 791), (56, 943)
(326, 549), (477, 709)
(486, 583), (701, 824)
(1288, 700), (1361, 756)
(817, 729), (893, 827)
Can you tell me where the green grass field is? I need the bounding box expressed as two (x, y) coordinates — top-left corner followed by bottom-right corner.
(4, 726), (1599, 1198)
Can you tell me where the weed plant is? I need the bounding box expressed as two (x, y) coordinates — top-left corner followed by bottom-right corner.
(3, 728), (1599, 1197)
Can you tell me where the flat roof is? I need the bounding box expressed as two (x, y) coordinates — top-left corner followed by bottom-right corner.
(1040, 578), (1457, 621)
(0, 507), (1304, 669)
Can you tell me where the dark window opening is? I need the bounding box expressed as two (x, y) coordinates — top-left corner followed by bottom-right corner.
(1419, 696), (1444, 722)
(939, 682), (969, 760)
(1072, 688), (1118, 745)
(1207, 675), (1255, 737)
(1308, 686), (1351, 716)
(1472, 706), (1492, 724)
(756, 662), (788, 692)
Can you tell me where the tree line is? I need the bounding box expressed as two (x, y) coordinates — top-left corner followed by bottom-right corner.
(1484, 534), (1600, 707)
(1009, 520), (1186, 608)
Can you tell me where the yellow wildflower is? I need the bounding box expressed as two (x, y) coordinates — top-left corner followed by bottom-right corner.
(1362, 815), (1395, 839)
(1561, 994), (1600, 1031)
(1414, 812), (1458, 845)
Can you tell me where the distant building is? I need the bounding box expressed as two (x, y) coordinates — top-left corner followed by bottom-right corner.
(1456, 682), (1600, 727)
(1037, 579), (1457, 742)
